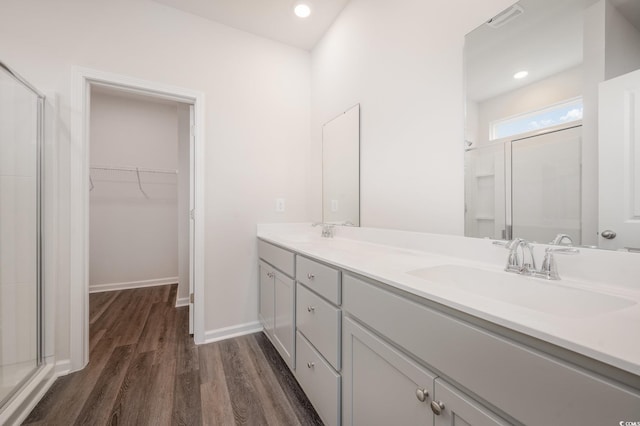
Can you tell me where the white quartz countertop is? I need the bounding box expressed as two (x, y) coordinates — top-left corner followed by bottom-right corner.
(257, 224), (640, 377)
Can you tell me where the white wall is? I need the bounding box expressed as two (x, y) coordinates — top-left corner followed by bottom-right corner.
(605, 2), (640, 80)
(0, 0), (310, 361)
(89, 89), (179, 291)
(310, 0), (515, 234)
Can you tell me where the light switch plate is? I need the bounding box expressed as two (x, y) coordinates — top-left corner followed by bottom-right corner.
(276, 198), (285, 212)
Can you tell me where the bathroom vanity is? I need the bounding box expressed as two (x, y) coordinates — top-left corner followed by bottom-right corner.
(257, 223), (640, 425)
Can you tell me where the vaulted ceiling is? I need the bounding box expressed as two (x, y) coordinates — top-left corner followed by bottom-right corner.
(152, 0), (350, 50)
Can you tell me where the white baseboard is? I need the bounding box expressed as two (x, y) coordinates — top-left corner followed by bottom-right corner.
(203, 321), (263, 344)
(175, 296), (189, 308)
(89, 277), (178, 293)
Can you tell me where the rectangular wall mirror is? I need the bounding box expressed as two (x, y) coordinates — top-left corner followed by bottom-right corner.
(464, 0), (640, 251)
(322, 104), (360, 226)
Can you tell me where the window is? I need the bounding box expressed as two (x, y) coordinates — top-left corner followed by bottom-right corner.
(490, 97), (583, 140)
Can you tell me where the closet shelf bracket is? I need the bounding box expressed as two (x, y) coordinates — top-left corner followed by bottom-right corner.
(136, 167), (150, 199)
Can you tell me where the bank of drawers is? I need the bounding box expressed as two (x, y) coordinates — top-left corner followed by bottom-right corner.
(295, 256), (342, 426)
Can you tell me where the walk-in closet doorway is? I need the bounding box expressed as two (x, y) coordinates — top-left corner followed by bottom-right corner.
(89, 85), (190, 307)
(70, 69), (206, 371)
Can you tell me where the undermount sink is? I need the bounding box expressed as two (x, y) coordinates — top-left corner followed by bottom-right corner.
(407, 265), (635, 318)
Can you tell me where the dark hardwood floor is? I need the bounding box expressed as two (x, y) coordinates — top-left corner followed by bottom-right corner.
(24, 284), (322, 425)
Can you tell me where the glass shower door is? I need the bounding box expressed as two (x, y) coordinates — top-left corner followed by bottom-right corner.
(511, 126), (582, 244)
(0, 64), (42, 407)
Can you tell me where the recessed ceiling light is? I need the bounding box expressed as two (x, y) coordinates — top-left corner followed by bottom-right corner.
(294, 3), (311, 18)
(513, 71), (528, 80)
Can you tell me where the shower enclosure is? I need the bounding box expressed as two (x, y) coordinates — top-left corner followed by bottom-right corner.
(465, 124), (582, 244)
(0, 62), (43, 409)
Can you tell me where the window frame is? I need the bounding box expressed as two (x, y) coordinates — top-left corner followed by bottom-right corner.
(489, 96), (583, 141)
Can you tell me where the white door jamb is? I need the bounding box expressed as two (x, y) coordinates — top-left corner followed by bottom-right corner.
(70, 67), (206, 371)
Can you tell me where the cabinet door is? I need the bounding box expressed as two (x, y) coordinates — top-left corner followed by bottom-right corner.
(273, 271), (295, 369)
(343, 317), (435, 426)
(432, 379), (507, 426)
(258, 261), (274, 336)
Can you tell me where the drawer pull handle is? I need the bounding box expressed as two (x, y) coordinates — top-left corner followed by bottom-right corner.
(307, 306), (315, 313)
(430, 400), (445, 415)
(307, 273), (315, 280)
(267, 272), (274, 278)
(307, 362), (315, 369)
(415, 388), (429, 402)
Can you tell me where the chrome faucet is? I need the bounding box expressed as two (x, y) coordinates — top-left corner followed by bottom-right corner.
(494, 238), (536, 275)
(550, 233), (573, 246)
(312, 222), (335, 238)
(494, 239), (579, 280)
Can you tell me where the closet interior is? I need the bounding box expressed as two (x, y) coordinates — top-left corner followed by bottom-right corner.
(88, 86), (191, 317)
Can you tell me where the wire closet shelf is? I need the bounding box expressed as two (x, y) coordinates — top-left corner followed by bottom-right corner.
(89, 165), (178, 198)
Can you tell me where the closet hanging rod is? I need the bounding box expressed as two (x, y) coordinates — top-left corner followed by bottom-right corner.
(89, 165), (178, 175)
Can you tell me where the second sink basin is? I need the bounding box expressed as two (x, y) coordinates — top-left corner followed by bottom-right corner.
(407, 265), (635, 318)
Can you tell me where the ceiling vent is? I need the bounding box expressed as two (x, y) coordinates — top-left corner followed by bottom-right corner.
(486, 4), (524, 28)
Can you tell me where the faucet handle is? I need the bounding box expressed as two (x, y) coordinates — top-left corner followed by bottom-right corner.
(492, 239), (519, 250)
(546, 247), (579, 255)
(550, 233), (574, 246)
(493, 238), (526, 249)
(493, 239), (521, 271)
(537, 247), (579, 280)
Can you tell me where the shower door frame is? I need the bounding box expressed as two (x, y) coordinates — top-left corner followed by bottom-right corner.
(0, 61), (45, 409)
(69, 67), (206, 371)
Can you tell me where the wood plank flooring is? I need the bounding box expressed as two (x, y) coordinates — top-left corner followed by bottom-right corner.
(23, 285), (322, 425)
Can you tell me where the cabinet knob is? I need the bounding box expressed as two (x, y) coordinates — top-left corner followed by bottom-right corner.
(415, 388), (429, 402)
(307, 273), (315, 280)
(307, 306), (315, 313)
(430, 400), (445, 415)
(307, 362), (315, 369)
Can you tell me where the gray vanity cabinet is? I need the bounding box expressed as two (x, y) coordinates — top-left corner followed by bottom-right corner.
(343, 273), (640, 425)
(343, 316), (508, 426)
(257, 237), (640, 426)
(258, 241), (296, 370)
(432, 379), (508, 426)
(273, 270), (295, 367)
(343, 317), (436, 425)
(258, 260), (275, 336)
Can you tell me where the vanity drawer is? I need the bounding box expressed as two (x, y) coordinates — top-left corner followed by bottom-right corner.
(258, 239), (294, 277)
(296, 256), (341, 305)
(296, 283), (341, 370)
(343, 273), (640, 425)
(296, 331), (341, 426)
